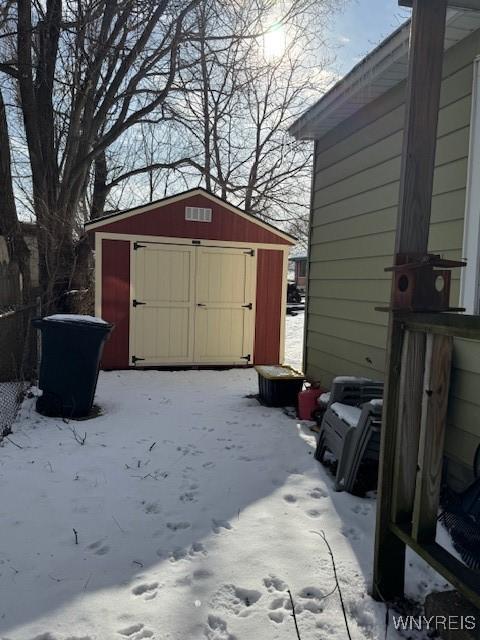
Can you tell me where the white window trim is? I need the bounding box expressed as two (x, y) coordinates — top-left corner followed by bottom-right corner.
(460, 56), (480, 314)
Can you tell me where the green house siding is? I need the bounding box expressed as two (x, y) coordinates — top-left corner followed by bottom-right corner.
(306, 29), (480, 490)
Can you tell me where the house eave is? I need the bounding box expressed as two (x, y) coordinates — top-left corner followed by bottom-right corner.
(290, 8), (480, 141)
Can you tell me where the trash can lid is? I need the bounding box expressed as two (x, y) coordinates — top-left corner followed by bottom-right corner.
(43, 314), (112, 328)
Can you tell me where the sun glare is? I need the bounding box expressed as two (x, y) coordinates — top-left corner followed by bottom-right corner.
(263, 22), (286, 60)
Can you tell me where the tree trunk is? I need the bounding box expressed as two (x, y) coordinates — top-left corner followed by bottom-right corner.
(91, 151), (109, 219)
(0, 89), (31, 303)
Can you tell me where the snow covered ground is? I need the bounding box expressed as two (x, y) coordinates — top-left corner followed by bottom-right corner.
(283, 311), (304, 372)
(0, 313), (450, 640)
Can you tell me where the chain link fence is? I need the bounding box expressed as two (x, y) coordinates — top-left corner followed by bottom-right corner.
(0, 300), (40, 438)
(0, 287), (94, 439)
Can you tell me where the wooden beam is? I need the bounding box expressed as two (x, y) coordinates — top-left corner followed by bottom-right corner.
(391, 523), (480, 608)
(373, 0), (448, 602)
(402, 312), (480, 339)
(412, 333), (453, 542)
(391, 331), (426, 524)
(395, 0), (448, 256)
(400, 0), (480, 9)
(372, 320), (407, 601)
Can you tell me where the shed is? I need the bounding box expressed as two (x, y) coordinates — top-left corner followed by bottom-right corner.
(85, 188), (295, 369)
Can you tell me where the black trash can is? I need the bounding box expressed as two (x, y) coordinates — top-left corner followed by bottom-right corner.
(33, 315), (113, 418)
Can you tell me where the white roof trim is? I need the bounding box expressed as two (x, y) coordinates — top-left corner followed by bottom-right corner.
(290, 9), (480, 141)
(85, 188), (295, 244)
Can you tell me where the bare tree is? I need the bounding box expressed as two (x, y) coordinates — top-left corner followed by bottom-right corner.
(0, 0), (200, 308)
(101, 0), (340, 238)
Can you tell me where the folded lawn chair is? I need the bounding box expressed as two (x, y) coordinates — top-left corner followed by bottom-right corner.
(328, 376), (384, 406)
(313, 375), (383, 428)
(315, 396), (383, 493)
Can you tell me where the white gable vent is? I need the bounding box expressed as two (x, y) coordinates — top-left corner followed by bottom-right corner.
(185, 206), (212, 222)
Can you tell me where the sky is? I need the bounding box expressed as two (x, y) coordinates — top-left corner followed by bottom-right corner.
(331, 0), (411, 74)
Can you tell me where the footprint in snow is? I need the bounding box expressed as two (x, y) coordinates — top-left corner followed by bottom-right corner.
(167, 541), (207, 562)
(266, 586), (326, 625)
(283, 494), (297, 503)
(166, 521), (191, 531)
(131, 582), (158, 600)
(87, 540), (110, 555)
(209, 584), (262, 617)
(168, 548), (188, 562)
(263, 575), (287, 593)
(342, 526), (361, 541)
(270, 596), (286, 609)
(306, 509), (322, 518)
(95, 545), (110, 555)
(212, 519), (232, 534)
(30, 635), (94, 640)
(268, 597), (287, 624)
(268, 610), (285, 624)
(144, 502), (161, 514)
(202, 461), (215, 469)
(87, 539), (103, 550)
(351, 503), (371, 515)
(204, 615), (236, 640)
(118, 623), (153, 638)
(179, 491), (198, 503)
(297, 586), (326, 614)
(193, 568), (213, 580)
(309, 487), (328, 500)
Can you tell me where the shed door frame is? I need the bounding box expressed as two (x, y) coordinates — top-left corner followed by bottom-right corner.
(130, 239), (258, 366)
(94, 232), (289, 366)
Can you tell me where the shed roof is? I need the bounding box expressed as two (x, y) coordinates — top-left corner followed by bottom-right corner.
(289, 8), (480, 141)
(85, 187), (296, 244)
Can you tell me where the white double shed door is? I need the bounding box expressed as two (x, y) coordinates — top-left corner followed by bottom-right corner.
(131, 242), (256, 366)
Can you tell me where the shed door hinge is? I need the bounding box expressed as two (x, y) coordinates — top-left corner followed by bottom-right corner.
(134, 242), (147, 250)
(133, 299), (146, 307)
(244, 249), (255, 256)
(242, 303), (253, 310)
(132, 355), (145, 364)
(241, 354), (251, 362)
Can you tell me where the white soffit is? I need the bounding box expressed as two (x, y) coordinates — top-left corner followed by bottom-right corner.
(289, 10), (480, 141)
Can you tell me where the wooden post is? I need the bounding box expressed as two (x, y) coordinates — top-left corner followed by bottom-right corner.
(412, 333), (453, 542)
(391, 330), (426, 523)
(373, 0), (448, 601)
(395, 0), (448, 257)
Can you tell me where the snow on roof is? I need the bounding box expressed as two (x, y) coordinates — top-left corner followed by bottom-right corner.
(290, 9), (480, 141)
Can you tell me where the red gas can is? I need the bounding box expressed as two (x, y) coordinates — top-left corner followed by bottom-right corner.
(298, 386), (324, 420)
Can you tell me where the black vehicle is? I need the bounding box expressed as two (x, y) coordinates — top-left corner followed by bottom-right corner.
(287, 282), (302, 304)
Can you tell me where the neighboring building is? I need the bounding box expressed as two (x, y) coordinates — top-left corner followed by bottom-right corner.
(85, 188), (295, 369)
(290, 10), (480, 489)
(0, 222), (39, 293)
(289, 255), (307, 290)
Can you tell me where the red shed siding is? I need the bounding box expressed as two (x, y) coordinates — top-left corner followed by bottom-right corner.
(95, 194), (290, 245)
(101, 239), (130, 369)
(254, 249), (284, 364)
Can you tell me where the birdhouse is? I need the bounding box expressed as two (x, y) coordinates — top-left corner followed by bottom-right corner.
(385, 254), (466, 312)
